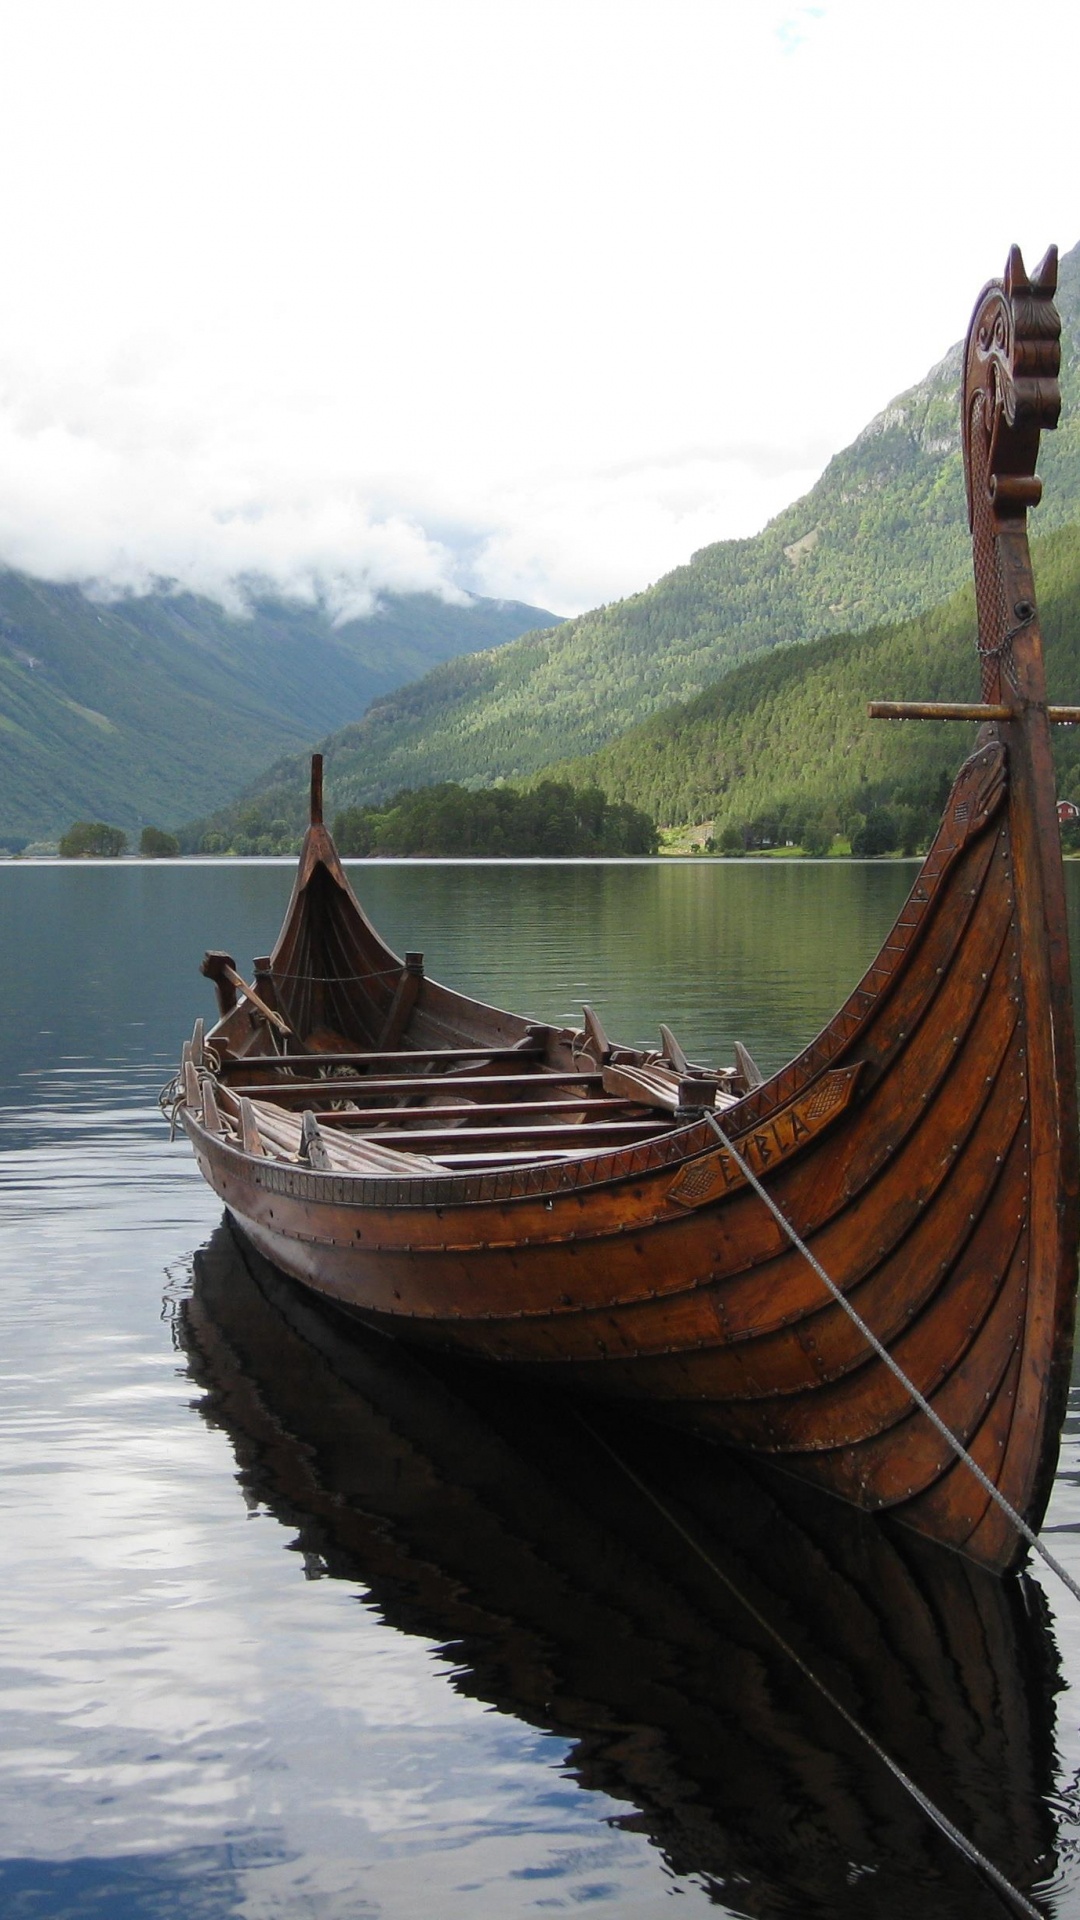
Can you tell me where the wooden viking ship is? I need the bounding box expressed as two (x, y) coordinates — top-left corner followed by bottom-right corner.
(173, 247), (1080, 1575)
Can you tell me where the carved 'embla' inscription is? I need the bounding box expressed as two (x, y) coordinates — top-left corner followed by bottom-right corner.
(666, 1066), (863, 1209)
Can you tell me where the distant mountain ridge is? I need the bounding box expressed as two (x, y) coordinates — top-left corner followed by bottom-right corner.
(230, 239), (1080, 818)
(0, 580), (559, 841)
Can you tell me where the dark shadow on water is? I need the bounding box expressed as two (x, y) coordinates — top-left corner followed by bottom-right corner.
(178, 1220), (1066, 1920)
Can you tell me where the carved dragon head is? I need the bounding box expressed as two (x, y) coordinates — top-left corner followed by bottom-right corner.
(962, 247), (1060, 700)
(963, 244), (1060, 531)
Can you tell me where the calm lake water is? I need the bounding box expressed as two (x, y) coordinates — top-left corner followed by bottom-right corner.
(4, 856), (1080, 1919)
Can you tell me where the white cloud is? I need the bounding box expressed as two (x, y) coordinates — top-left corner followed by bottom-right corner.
(0, 0), (1076, 618)
(465, 448), (828, 610)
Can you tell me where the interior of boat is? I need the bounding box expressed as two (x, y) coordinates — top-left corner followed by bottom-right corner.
(181, 758), (747, 1177)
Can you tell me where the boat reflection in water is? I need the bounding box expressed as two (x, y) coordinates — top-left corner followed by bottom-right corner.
(180, 1222), (1063, 1918)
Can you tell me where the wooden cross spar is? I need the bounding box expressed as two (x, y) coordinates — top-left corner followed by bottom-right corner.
(869, 701), (1080, 721)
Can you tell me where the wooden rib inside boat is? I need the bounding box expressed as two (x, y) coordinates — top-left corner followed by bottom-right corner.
(172, 245), (1080, 1575)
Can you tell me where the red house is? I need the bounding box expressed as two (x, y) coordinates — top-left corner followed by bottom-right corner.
(1056, 799), (1080, 823)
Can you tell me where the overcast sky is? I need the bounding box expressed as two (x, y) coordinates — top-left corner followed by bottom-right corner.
(0, 0), (1077, 620)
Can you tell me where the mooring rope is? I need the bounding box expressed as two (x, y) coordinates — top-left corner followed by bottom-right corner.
(580, 1413), (1045, 1920)
(703, 1111), (1080, 1610)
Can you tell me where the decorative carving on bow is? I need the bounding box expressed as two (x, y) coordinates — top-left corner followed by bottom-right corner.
(963, 245), (1060, 530)
(962, 247), (1060, 701)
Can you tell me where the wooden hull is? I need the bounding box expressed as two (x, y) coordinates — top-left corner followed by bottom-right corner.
(176, 251), (1080, 1575)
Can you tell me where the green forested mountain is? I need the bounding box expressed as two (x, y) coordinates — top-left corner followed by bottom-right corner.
(187, 520), (1080, 858)
(214, 241), (1080, 819)
(548, 520), (1080, 840)
(0, 580), (558, 843)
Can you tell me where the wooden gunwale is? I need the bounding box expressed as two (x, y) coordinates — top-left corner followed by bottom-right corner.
(187, 1103), (715, 1206)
